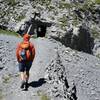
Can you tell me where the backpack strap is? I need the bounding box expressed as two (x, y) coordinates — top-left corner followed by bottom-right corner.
(20, 41), (30, 49)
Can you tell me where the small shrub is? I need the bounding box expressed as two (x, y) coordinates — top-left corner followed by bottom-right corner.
(2, 76), (10, 84)
(58, 15), (68, 30)
(92, 29), (100, 38)
(16, 15), (25, 21)
(96, 54), (100, 59)
(7, 0), (17, 6)
(0, 89), (3, 100)
(14, 74), (19, 77)
(0, 29), (18, 37)
(37, 91), (50, 100)
(59, 2), (72, 9)
(41, 94), (49, 100)
(95, 0), (100, 4)
(48, 5), (55, 11)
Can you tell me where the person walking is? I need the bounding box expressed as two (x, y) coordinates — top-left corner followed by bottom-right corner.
(16, 33), (35, 90)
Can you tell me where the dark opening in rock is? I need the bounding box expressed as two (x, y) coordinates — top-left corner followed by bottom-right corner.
(17, 13), (52, 37)
(0, 25), (7, 30)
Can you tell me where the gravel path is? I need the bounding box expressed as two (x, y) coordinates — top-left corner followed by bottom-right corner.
(0, 35), (100, 100)
(0, 35), (57, 100)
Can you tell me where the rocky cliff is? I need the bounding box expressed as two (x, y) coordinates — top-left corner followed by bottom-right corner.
(0, 0), (100, 56)
(0, 0), (100, 100)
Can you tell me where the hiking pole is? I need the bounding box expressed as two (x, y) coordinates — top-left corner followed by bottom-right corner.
(27, 24), (32, 35)
(27, 12), (40, 36)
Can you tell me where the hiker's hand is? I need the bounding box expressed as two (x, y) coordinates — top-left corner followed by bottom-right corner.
(19, 57), (23, 62)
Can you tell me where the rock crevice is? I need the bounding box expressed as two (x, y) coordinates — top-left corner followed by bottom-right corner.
(45, 52), (77, 100)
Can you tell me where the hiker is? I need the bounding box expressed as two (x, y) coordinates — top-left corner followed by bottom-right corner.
(16, 34), (35, 90)
(17, 21), (31, 37)
(37, 25), (46, 37)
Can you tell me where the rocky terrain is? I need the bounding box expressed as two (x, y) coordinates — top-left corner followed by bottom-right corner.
(0, 0), (100, 100)
(0, 35), (100, 100)
(0, 0), (100, 57)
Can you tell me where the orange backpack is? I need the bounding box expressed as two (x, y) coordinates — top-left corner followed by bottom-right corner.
(19, 42), (32, 61)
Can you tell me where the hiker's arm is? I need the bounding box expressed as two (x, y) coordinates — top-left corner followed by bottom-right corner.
(16, 44), (20, 62)
(30, 43), (35, 61)
(32, 46), (35, 61)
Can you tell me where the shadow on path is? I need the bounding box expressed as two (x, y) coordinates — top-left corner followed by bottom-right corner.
(29, 78), (46, 88)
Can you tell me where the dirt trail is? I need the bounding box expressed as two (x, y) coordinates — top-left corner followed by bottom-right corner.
(0, 35), (57, 100)
(0, 35), (100, 100)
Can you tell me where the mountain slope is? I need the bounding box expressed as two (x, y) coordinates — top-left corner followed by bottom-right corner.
(0, 35), (100, 100)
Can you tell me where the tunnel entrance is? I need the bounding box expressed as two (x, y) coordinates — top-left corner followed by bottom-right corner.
(17, 13), (52, 37)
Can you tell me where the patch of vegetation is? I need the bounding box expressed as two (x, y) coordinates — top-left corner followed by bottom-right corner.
(59, 2), (72, 9)
(47, 5), (55, 11)
(72, 0), (95, 11)
(58, 15), (68, 30)
(91, 28), (100, 38)
(14, 74), (19, 77)
(2, 76), (10, 84)
(0, 29), (39, 39)
(15, 15), (25, 21)
(0, 89), (3, 100)
(41, 94), (49, 100)
(96, 54), (100, 59)
(83, 1), (95, 10)
(95, 0), (100, 4)
(2, 74), (13, 84)
(34, 0), (51, 6)
(0, 29), (18, 37)
(37, 91), (50, 100)
(50, 16), (55, 20)
(72, 19), (80, 26)
(7, 0), (17, 6)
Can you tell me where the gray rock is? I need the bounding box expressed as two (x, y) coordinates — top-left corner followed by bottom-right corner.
(0, 35), (100, 100)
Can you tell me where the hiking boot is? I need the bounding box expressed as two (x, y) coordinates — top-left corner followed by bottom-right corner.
(24, 82), (28, 91)
(20, 81), (25, 89)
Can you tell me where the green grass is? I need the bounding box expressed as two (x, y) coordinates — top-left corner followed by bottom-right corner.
(59, 2), (72, 9)
(14, 74), (19, 77)
(37, 91), (50, 100)
(0, 29), (18, 37)
(95, 0), (100, 4)
(2, 74), (12, 84)
(92, 29), (100, 38)
(7, 0), (17, 6)
(3, 76), (10, 84)
(0, 89), (3, 100)
(96, 54), (100, 59)
(41, 94), (49, 100)
(0, 29), (39, 39)
(58, 15), (68, 30)
(16, 15), (25, 21)
(0, 28), (46, 39)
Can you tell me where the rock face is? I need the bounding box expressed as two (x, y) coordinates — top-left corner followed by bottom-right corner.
(0, 1), (100, 100)
(70, 24), (100, 56)
(45, 40), (100, 100)
(70, 24), (94, 54)
(0, 0), (100, 33)
(52, 24), (94, 54)
(45, 52), (77, 100)
(16, 14), (52, 36)
(0, 0), (100, 55)
(0, 0), (35, 30)
(93, 39), (100, 58)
